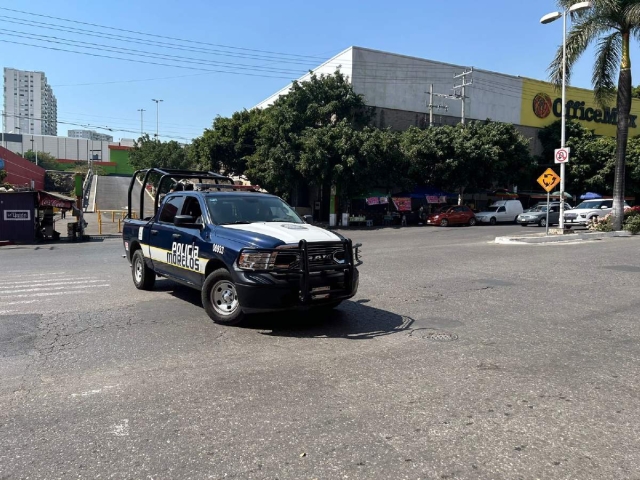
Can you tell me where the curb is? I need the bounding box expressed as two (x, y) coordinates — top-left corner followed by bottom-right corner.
(495, 231), (633, 244)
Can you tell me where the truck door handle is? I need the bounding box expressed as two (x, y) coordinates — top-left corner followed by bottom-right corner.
(172, 233), (181, 239)
(151, 229), (158, 235)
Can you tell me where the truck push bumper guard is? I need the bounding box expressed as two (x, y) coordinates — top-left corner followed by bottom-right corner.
(235, 239), (362, 312)
(297, 239), (362, 303)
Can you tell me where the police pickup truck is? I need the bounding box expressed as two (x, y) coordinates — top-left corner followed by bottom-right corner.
(122, 168), (361, 325)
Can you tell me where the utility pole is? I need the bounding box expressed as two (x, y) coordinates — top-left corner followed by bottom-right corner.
(426, 84), (450, 127)
(151, 99), (163, 139)
(453, 67), (473, 124)
(137, 109), (145, 137)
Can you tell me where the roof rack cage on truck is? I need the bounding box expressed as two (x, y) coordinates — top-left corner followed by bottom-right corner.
(128, 168), (260, 220)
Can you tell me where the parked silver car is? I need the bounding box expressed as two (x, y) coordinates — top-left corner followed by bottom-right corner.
(517, 202), (569, 227)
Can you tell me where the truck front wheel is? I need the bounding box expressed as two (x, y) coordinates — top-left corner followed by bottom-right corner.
(202, 268), (245, 325)
(132, 250), (155, 290)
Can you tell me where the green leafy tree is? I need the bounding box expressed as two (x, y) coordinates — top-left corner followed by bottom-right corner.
(537, 119), (592, 164)
(401, 125), (455, 187)
(23, 150), (59, 170)
(632, 84), (640, 98)
(0, 169), (6, 182)
(549, 0), (640, 229)
(130, 134), (194, 171)
(246, 71), (372, 200)
(622, 136), (640, 196)
(298, 122), (407, 206)
(401, 122), (533, 199)
(190, 109), (265, 175)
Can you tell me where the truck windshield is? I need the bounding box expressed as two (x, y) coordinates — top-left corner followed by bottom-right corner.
(206, 195), (303, 225)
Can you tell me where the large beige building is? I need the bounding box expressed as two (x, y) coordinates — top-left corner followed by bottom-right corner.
(3, 68), (58, 136)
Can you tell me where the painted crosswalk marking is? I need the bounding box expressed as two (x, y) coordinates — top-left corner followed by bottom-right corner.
(0, 274), (111, 312)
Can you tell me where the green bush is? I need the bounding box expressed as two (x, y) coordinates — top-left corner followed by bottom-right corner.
(623, 215), (640, 234)
(588, 215), (614, 232)
(624, 206), (640, 219)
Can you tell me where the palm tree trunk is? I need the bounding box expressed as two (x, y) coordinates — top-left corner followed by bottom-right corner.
(613, 33), (632, 230)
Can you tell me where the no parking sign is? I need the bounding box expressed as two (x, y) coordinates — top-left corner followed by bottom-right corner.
(554, 147), (570, 164)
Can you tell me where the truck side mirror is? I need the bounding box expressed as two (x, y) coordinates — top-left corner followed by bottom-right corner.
(174, 215), (203, 229)
(303, 214), (313, 224)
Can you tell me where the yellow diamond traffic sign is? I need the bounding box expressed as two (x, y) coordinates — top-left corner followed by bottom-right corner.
(537, 168), (561, 193)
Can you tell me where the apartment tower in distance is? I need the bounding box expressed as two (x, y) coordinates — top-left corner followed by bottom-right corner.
(3, 67), (58, 136)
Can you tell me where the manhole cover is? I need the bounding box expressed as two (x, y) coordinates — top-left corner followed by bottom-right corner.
(423, 331), (458, 341)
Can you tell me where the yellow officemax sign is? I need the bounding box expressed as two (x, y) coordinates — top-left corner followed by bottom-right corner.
(520, 78), (640, 137)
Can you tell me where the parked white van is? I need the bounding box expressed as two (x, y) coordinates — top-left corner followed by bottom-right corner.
(475, 200), (524, 225)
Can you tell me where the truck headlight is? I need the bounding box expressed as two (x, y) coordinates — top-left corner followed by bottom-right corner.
(237, 250), (276, 270)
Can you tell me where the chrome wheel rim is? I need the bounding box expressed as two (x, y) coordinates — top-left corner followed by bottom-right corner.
(134, 258), (143, 283)
(211, 280), (239, 316)
(541, 219), (546, 227)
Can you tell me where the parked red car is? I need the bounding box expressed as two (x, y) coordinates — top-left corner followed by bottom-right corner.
(427, 205), (476, 226)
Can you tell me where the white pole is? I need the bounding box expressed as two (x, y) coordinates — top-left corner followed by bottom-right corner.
(429, 84), (434, 127)
(559, 10), (567, 229)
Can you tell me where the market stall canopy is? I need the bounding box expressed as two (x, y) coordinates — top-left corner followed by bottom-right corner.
(550, 191), (573, 199)
(580, 192), (602, 200)
(392, 186), (455, 199)
(37, 191), (76, 209)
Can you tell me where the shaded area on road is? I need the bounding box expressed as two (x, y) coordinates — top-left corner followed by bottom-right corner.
(157, 279), (414, 340)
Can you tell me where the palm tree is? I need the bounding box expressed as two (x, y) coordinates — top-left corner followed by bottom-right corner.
(549, 0), (640, 230)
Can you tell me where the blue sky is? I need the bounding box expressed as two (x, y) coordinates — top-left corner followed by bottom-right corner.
(1, 0), (633, 142)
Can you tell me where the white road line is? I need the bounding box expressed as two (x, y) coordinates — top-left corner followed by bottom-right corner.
(0, 272), (68, 278)
(0, 284), (110, 300)
(0, 276), (98, 285)
(0, 300), (38, 306)
(0, 280), (104, 292)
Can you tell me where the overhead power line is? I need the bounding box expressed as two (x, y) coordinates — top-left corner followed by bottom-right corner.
(0, 7), (325, 61)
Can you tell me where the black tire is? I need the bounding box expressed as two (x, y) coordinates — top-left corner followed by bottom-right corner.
(202, 268), (244, 325)
(538, 218), (547, 228)
(521, 224), (528, 227)
(132, 249), (155, 290)
(440, 218), (449, 227)
(514, 216), (519, 224)
(489, 217), (497, 225)
(468, 217), (477, 226)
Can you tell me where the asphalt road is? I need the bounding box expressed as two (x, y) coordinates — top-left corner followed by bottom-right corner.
(1, 224), (639, 479)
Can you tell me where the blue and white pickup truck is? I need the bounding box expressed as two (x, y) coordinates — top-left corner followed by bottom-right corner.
(122, 168), (361, 325)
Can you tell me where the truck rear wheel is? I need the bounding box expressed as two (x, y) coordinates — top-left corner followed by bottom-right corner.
(132, 250), (155, 290)
(202, 268), (245, 326)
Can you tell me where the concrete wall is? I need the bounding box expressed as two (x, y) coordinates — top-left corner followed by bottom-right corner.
(254, 47), (354, 109)
(104, 148), (134, 175)
(350, 47), (523, 125)
(0, 134), (110, 163)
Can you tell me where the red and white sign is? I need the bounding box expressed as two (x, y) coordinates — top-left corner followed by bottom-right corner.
(554, 147), (570, 164)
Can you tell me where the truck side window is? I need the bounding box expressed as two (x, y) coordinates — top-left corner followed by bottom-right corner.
(498, 206), (506, 213)
(182, 196), (203, 223)
(159, 195), (185, 224)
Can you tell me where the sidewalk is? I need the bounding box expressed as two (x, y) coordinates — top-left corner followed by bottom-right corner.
(494, 229), (633, 244)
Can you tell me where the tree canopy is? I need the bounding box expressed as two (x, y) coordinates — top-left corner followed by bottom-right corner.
(129, 134), (192, 171)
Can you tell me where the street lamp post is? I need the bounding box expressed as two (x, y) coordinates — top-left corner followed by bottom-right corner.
(541, 1), (592, 230)
(137, 108), (146, 137)
(151, 99), (163, 139)
(30, 137), (38, 166)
